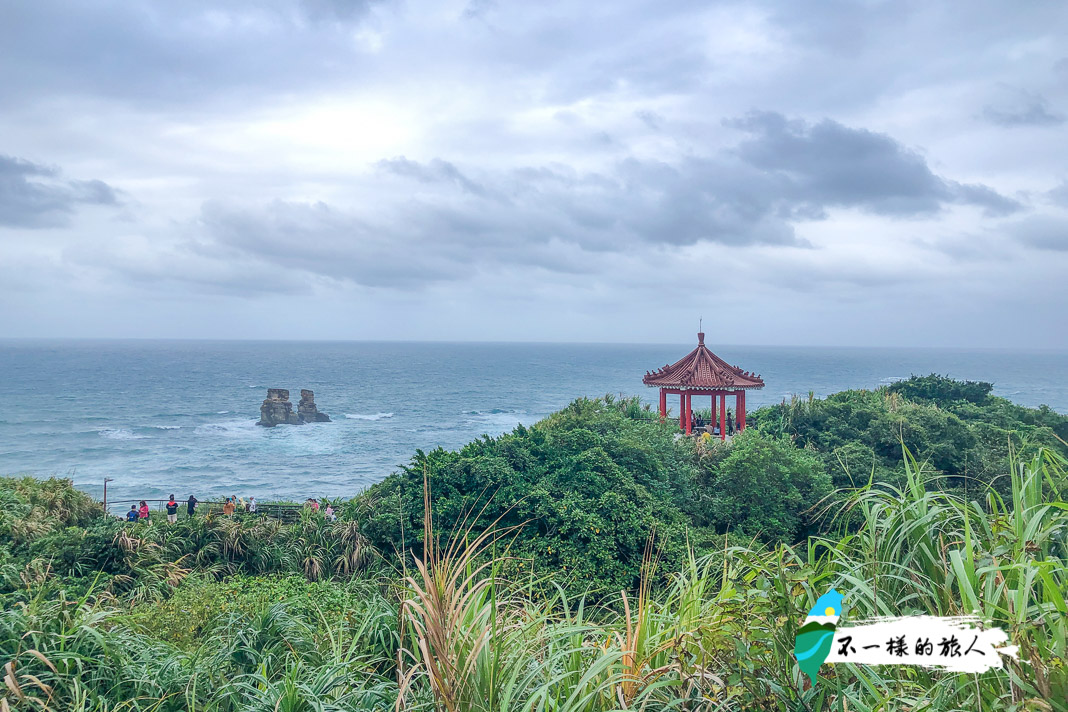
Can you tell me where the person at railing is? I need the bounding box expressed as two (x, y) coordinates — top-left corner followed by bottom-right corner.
(223, 497), (235, 517)
(126, 505), (139, 522)
(249, 496), (257, 514)
(187, 494), (198, 517)
(165, 495), (179, 524)
(138, 500), (150, 522)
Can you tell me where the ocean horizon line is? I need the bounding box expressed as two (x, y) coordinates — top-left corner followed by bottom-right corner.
(2, 337), (1067, 355)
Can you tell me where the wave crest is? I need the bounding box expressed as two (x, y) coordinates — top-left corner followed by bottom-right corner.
(99, 428), (147, 440)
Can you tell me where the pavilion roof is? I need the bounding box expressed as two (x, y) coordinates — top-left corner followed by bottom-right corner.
(643, 333), (765, 390)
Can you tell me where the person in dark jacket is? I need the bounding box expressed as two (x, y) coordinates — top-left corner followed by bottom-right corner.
(165, 495), (179, 524)
(187, 495), (198, 517)
(126, 505), (139, 522)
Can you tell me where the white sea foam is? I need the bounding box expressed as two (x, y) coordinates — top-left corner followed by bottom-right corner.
(466, 409), (527, 431)
(195, 420), (258, 436)
(151, 425), (182, 430)
(217, 410), (230, 414)
(99, 428), (147, 440)
(345, 412), (394, 421)
(880, 376), (906, 383)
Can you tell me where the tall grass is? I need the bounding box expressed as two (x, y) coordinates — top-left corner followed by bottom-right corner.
(1, 447), (1065, 710)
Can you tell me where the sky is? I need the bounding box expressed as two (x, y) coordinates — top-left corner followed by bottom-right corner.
(1, 0), (1066, 347)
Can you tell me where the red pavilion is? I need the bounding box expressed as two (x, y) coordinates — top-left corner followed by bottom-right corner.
(643, 332), (764, 439)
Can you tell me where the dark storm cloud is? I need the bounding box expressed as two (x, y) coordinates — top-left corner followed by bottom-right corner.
(729, 113), (1021, 217)
(983, 96), (1065, 127)
(137, 111), (1028, 291)
(376, 158), (492, 197)
(3, 0), (1066, 344)
(0, 1), (383, 110)
(634, 110), (664, 131)
(1012, 215), (1068, 252)
(198, 200), (461, 288)
(0, 155), (119, 228)
(300, 0), (379, 22)
(462, 0), (496, 21)
(1048, 182), (1068, 207)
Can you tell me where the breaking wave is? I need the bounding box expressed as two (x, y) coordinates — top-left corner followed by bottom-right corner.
(99, 429), (147, 440)
(344, 412), (394, 421)
(194, 420), (258, 436)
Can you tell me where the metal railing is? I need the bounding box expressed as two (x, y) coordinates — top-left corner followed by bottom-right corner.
(107, 498), (309, 521)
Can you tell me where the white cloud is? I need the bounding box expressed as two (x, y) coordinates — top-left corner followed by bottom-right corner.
(0, 0), (1066, 346)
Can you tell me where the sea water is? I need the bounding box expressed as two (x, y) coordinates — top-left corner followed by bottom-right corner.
(1, 340), (1065, 506)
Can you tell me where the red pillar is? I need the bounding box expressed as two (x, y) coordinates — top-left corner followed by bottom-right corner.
(679, 393), (685, 430)
(719, 393), (726, 440)
(684, 392), (692, 435)
(710, 391), (717, 425)
(738, 390), (746, 431)
(659, 389), (666, 422)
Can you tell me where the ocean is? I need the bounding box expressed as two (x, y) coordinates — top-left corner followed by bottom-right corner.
(1, 340), (1066, 508)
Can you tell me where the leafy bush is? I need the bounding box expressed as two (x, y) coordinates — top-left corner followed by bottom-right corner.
(888, 373), (994, 404)
(1, 447), (1064, 711)
(356, 396), (702, 595)
(695, 429), (832, 542)
(749, 379), (1068, 496)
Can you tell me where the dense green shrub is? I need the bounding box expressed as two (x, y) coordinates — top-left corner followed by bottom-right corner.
(355, 396), (702, 595)
(749, 375), (1068, 495)
(887, 372), (993, 404)
(0, 448), (1064, 711)
(696, 429), (832, 542)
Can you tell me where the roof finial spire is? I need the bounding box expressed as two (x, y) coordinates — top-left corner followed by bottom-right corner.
(697, 317), (705, 346)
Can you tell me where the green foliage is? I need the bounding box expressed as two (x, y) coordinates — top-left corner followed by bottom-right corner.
(1, 383), (1066, 710)
(697, 429), (832, 542)
(122, 574), (396, 652)
(0, 476), (102, 545)
(888, 372), (994, 405)
(1, 447), (1064, 711)
(356, 396), (701, 595)
(0, 480), (377, 606)
(750, 376), (1068, 496)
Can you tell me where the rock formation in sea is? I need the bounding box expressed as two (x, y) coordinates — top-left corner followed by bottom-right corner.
(297, 389), (331, 423)
(258, 388), (331, 426)
(258, 389), (300, 427)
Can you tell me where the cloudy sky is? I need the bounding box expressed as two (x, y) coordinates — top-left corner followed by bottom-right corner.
(1, 0), (1066, 346)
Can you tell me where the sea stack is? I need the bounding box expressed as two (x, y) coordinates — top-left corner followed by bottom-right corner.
(258, 388), (300, 427)
(297, 389), (331, 423)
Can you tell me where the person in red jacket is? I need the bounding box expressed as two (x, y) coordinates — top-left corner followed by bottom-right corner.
(138, 500), (150, 522)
